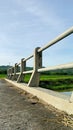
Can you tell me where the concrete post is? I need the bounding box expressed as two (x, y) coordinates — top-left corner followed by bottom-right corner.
(17, 58), (26, 82)
(8, 68), (11, 79)
(8, 68), (12, 79)
(10, 67), (14, 80)
(7, 69), (10, 79)
(28, 47), (42, 87)
(14, 63), (18, 80)
(12, 63), (18, 80)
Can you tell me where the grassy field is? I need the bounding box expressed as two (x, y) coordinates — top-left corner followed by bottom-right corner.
(24, 74), (73, 80)
(1, 73), (73, 91)
(40, 74), (73, 80)
(41, 75), (73, 91)
(24, 74), (73, 91)
(0, 74), (6, 78)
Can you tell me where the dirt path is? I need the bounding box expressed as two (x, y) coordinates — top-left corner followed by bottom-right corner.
(0, 79), (73, 130)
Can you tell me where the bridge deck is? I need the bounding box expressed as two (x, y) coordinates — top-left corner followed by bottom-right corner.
(0, 79), (73, 130)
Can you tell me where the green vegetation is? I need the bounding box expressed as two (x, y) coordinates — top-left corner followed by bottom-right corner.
(24, 74), (73, 91)
(24, 74), (31, 83)
(40, 74), (73, 80)
(40, 74), (73, 91)
(0, 65), (73, 91)
(0, 74), (6, 78)
(23, 67), (73, 91)
(0, 65), (10, 79)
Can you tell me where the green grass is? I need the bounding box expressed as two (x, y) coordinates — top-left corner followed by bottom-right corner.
(24, 74), (73, 82)
(0, 74), (6, 78)
(40, 74), (73, 91)
(24, 74), (31, 83)
(40, 74), (73, 80)
(1, 73), (73, 91)
(24, 74), (73, 91)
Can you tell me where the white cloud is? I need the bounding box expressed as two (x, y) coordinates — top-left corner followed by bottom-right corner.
(15, 0), (64, 30)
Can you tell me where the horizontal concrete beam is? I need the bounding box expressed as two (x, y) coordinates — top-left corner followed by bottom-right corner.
(38, 62), (73, 72)
(5, 78), (73, 115)
(38, 26), (73, 52)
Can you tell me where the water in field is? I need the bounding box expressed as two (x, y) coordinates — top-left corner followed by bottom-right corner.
(61, 91), (72, 96)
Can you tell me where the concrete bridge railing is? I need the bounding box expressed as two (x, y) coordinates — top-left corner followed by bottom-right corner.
(7, 27), (73, 87)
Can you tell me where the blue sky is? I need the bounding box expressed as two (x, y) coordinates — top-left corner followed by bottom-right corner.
(0, 0), (73, 67)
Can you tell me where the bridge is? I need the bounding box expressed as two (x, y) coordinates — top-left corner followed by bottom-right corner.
(6, 26), (73, 115)
(2, 27), (73, 130)
(7, 26), (73, 87)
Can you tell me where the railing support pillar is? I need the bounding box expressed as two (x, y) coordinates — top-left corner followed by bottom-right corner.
(12, 63), (18, 80)
(10, 67), (14, 80)
(17, 58), (26, 82)
(7, 69), (10, 79)
(28, 47), (42, 87)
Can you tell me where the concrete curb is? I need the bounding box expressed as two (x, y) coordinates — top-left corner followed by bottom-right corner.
(5, 79), (73, 115)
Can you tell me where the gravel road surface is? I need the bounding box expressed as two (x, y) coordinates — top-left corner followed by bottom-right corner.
(0, 79), (73, 130)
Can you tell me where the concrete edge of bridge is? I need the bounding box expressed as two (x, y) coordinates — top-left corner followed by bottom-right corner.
(5, 78), (73, 115)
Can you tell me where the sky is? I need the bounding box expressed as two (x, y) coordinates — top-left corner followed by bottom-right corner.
(0, 0), (73, 67)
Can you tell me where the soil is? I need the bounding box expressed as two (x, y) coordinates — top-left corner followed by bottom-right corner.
(0, 79), (73, 130)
